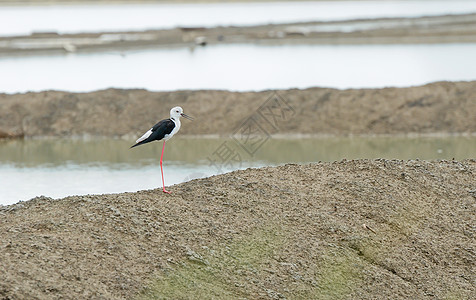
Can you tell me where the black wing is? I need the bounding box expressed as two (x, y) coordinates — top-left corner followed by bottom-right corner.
(130, 119), (175, 148)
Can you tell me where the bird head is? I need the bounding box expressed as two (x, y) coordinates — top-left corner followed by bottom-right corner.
(170, 106), (194, 121)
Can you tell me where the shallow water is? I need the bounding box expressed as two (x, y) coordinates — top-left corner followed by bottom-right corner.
(1, 1), (475, 37)
(1, 136), (475, 205)
(1, 43), (476, 93)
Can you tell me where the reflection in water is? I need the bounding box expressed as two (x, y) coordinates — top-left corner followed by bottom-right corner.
(1, 136), (475, 166)
(0, 136), (475, 204)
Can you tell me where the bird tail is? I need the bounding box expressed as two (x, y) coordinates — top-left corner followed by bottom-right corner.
(130, 137), (156, 148)
(130, 141), (144, 149)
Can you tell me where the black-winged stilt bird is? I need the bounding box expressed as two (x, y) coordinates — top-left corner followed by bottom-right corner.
(131, 106), (193, 194)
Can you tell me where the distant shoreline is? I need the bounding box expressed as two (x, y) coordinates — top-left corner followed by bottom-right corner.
(2, 13), (476, 56)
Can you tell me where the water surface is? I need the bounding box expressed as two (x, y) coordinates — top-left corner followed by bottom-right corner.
(1, 136), (475, 205)
(1, 43), (476, 93)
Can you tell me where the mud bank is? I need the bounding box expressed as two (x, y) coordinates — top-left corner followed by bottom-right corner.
(0, 81), (475, 138)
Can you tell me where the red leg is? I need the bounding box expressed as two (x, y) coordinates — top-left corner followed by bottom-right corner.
(160, 140), (171, 194)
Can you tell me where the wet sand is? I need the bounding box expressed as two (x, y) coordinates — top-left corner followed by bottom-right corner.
(1, 159), (475, 299)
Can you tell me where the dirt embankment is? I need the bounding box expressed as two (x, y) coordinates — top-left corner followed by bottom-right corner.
(0, 159), (475, 299)
(0, 81), (475, 138)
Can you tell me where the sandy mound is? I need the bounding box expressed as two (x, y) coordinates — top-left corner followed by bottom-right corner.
(1, 81), (476, 138)
(1, 159), (475, 299)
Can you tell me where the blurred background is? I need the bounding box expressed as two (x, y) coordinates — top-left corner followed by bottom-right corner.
(1, 0), (475, 203)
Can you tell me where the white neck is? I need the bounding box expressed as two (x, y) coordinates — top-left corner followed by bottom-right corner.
(164, 116), (181, 141)
(171, 117), (181, 128)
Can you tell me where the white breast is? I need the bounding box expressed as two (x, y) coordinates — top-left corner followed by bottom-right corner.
(164, 118), (181, 141)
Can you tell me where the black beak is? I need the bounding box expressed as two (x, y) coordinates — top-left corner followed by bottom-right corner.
(181, 113), (194, 121)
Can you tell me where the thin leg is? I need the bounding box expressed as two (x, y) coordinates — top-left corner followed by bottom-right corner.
(160, 140), (171, 194)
